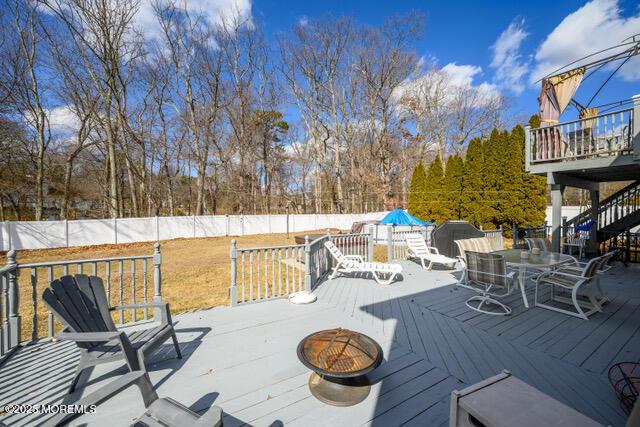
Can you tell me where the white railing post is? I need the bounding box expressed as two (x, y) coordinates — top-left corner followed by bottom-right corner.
(368, 225), (375, 262)
(304, 235), (311, 292)
(386, 225), (393, 262)
(229, 240), (238, 306)
(152, 243), (162, 319)
(6, 250), (20, 349)
(155, 215), (160, 241)
(525, 124), (532, 170)
(114, 217), (118, 244)
(64, 219), (69, 247)
(633, 94), (640, 160)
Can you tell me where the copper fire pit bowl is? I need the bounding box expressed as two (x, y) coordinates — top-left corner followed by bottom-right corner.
(297, 328), (383, 407)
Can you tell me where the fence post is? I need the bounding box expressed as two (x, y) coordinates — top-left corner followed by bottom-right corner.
(512, 223), (517, 247)
(304, 235), (312, 293)
(368, 225), (374, 262)
(229, 240), (238, 306)
(152, 243), (162, 319)
(286, 206), (289, 238)
(193, 215), (196, 238)
(225, 214), (230, 236)
(241, 215), (245, 236)
(544, 220), (548, 238)
(155, 215), (160, 241)
(114, 217), (118, 244)
(64, 219), (69, 247)
(6, 250), (20, 349)
(386, 225), (393, 263)
(561, 217), (567, 248)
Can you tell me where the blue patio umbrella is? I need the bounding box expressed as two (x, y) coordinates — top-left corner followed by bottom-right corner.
(379, 209), (433, 226)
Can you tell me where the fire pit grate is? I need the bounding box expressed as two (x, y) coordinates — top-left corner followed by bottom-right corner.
(297, 328), (383, 406)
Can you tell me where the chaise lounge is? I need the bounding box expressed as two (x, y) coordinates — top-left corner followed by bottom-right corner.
(325, 240), (402, 285)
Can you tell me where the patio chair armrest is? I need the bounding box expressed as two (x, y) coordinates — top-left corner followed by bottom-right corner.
(43, 371), (158, 427)
(344, 255), (364, 262)
(194, 405), (224, 427)
(57, 330), (123, 342)
(426, 246), (440, 255)
(112, 302), (173, 324)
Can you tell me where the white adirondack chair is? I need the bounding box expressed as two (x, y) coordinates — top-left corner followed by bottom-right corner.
(324, 241), (402, 285)
(405, 234), (457, 270)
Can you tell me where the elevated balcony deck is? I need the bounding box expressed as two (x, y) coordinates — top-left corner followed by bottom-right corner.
(526, 96), (640, 183)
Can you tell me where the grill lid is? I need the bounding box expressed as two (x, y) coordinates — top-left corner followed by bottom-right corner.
(297, 328), (383, 378)
(432, 221), (485, 257)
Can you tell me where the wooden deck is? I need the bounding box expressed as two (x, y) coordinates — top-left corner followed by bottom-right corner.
(1, 261), (637, 426)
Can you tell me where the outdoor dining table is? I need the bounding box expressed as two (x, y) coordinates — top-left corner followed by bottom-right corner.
(491, 249), (575, 308)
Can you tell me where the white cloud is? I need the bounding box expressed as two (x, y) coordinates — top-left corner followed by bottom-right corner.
(298, 16), (309, 27)
(490, 18), (530, 94)
(48, 106), (81, 135)
(442, 63), (501, 99)
(136, 0), (253, 41)
(531, 0), (640, 83)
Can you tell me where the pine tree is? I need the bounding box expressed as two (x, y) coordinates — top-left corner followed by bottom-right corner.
(517, 121), (547, 226)
(425, 155), (445, 222)
(443, 155), (464, 220)
(407, 161), (428, 221)
(501, 127), (525, 233)
(481, 129), (505, 228)
(461, 138), (485, 226)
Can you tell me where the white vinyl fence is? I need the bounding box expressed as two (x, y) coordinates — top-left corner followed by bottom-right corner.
(0, 212), (386, 251)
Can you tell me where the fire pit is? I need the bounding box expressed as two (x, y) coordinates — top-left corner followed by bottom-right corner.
(297, 328), (383, 406)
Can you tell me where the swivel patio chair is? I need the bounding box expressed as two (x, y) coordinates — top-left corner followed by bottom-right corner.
(534, 255), (606, 319)
(405, 233), (457, 271)
(44, 371), (223, 426)
(325, 241), (402, 285)
(42, 274), (182, 393)
(525, 237), (551, 253)
(462, 251), (517, 316)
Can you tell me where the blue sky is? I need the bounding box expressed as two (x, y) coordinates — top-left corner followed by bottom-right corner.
(253, 0), (640, 122)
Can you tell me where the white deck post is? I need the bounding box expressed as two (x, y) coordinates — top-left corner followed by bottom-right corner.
(152, 243), (162, 319)
(6, 250), (20, 349)
(367, 225), (374, 262)
(588, 189), (600, 255)
(304, 235), (311, 292)
(229, 240), (238, 306)
(386, 225), (393, 262)
(632, 94), (640, 160)
(550, 183), (564, 252)
(525, 125), (532, 170)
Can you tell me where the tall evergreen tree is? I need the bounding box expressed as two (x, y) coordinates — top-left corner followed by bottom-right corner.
(461, 138), (485, 226)
(407, 161), (428, 221)
(481, 129), (505, 228)
(517, 122), (547, 226)
(425, 155), (445, 222)
(443, 155), (464, 220)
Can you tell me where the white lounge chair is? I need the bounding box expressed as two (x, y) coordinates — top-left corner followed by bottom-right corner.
(324, 241), (402, 285)
(405, 234), (457, 270)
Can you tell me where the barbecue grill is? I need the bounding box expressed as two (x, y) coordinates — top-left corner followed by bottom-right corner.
(432, 221), (485, 257)
(297, 328), (383, 406)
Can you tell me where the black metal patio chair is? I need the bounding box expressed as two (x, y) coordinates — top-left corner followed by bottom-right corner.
(42, 274), (182, 393)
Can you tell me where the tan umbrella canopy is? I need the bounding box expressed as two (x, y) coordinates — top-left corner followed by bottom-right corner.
(538, 67), (585, 127)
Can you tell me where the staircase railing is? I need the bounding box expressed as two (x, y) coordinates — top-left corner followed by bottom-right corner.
(566, 181), (640, 231)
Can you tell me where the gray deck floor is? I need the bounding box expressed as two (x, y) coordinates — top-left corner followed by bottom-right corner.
(1, 261), (638, 426)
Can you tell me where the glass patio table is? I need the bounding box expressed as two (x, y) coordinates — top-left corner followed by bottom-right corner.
(491, 249), (575, 308)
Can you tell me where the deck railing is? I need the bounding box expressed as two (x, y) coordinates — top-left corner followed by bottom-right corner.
(0, 244), (163, 364)
(229, 231), (372, 306)
(527, 108), (634, 164)
(386, 226), (433, 261)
